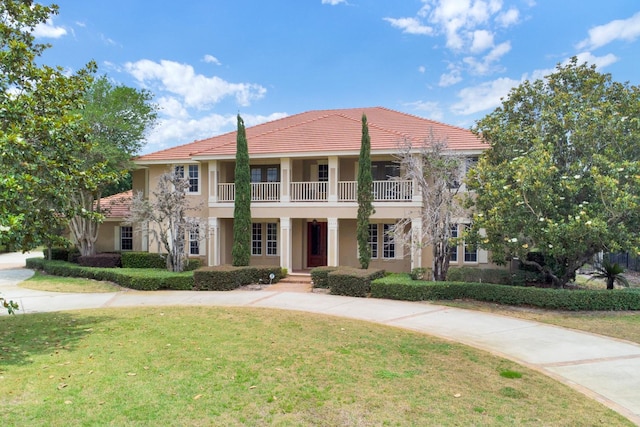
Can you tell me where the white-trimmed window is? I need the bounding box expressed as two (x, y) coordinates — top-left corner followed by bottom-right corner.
(175, 164), (199, 193)
(318, 164), (329, 182)
(449, 224), (458, 262)
(252, 223), (262, 255)
(368, 223), (378, 258)
(266, 223), (278, 256)
(463, 224), (477, 263)
(382, 223), (395, 259)
(121, 226), (133, 251)
(189, 226), (200, 255)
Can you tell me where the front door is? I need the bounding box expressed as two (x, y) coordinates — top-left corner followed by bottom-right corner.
(307, 221), (327, 268)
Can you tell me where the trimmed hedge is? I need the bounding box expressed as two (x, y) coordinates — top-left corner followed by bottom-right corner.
(371, 274), (640, 311)
(446, 267), (546, 286)
(121, 252), (167, 269)
(310, 266), (338, 288)
(78, 253), (122, 268)
(328, 267), (385, 298)
(193, 265), (283, 291)
(26, 258), (193, 291)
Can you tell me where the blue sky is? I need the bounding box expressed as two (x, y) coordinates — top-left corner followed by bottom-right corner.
(35, 1), (640, 154)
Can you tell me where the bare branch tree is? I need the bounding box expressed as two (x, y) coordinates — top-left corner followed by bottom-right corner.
(393, 132), (466, 280)
(126, 171), (204, 272)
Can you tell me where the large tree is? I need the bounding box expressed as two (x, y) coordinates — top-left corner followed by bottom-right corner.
(357, 114), (375, 269)
(232, 114), (251, 266)
(126, 172), (202, 272)
(67, 76), (158, 256)
(0, 0), (99, 251)
(395, 134), (465, 281)
(467, 58), (640, 287)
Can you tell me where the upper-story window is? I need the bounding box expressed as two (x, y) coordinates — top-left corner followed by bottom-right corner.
(318, 164), (329, 182)
(250, 165), (280, 183)
(371, 162), (400, 181)
(175, 164), (199, 193)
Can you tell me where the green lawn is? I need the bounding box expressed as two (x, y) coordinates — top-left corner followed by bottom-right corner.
(0, 307), (632, 426)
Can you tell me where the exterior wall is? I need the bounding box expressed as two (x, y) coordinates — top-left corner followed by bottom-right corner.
(96, 222), (118, 253)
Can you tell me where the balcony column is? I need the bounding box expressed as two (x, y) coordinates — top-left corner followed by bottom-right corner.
(411, 154), (423, 203)
(327, 217), (339, 266)
(281, 158), (290, 203)
(411, 217), (423, 270)
(208, 217), (220, 266)
(279, 217), (292, 271)
(208, 160), (219, 203)
(328, 156), (338, 202)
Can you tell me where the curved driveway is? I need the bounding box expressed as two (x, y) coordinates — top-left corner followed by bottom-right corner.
(1, 251), (639, 425)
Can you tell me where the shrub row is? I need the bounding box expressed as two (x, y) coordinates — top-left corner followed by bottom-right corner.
(194, 265), (283, 291)
(446, 267), (546, 286)
(26, 258), (193, 291)
(310, 266), (338, 288)
(121, 252), (166, 269)
(371, 274), (640, 311)
(317, 267), (385, 298)
(78, 253), (122, 268)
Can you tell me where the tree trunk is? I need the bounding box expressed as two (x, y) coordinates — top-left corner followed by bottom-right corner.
(607, 278), (615, 290)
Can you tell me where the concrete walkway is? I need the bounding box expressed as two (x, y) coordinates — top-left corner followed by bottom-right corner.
(1, 252), (639, 425)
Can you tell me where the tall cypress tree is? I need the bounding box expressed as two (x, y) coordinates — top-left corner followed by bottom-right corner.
(232, 114), (251, 266)
(357, 114), (375, 269)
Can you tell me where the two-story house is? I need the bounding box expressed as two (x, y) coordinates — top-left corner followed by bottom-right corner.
(103, 107), (489, 273)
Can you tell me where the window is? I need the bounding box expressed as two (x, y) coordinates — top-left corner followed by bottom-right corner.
(465, 157), (479, 176)
(383, 223), (395, 259)
(121, 226), (133, 251)
(318, 164), (329, 182)
(368, 224), (378, 258)
(449, 224), (458, 262)
(189, 226), (200, 255)
(266, 223), (278, 256)
(251, 168), (262, 183)
(250, 165), (280, 183)
(463, 224), (477, 263)
(175, 164), (199, 193)
(371, 162), (400, 181)
(252, 223), (262, 255)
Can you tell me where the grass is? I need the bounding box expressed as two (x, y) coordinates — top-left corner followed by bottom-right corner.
(0, 307), (632, 426)
(19, 271), (121, 293)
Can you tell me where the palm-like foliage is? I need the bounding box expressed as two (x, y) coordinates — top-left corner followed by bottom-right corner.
(588, 259), (630, 290)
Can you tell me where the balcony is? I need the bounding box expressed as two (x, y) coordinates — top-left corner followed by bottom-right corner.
(216, 180), (413, 203)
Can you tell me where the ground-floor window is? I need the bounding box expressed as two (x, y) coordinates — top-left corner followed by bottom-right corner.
(368, 223), (378, 258)
(449, 224), (458, 262)
(189, 226), (200, 255)
(382, 223), (395, 259)
(120, 226), (133, 251)
(252, 223), (262, 255)
(463, 224), (477, 263)
(266, 223), (278, 256)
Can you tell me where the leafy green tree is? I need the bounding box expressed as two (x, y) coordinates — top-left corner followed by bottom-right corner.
(357, 114), (375, 269)
(67, 76), (158, 256)
(232, 114), (251, 266)
(0, 0), (99, 251)
(467, 58), (640, 287)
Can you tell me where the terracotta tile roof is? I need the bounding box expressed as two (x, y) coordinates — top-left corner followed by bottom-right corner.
(136, 107), (485, 162)
(100, 190), (132, 219)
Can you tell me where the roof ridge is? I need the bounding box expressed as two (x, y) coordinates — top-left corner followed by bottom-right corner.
(376, 106), (474, 133)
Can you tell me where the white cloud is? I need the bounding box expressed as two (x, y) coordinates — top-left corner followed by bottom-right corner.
(143, 112), (288, 154)
(203, 54), (221, 65)
(383, 17), (434, 35)
(470, 29), (494, 53)
(572, 52), (618, 69)
(404, 101), (444, 121)
(418, 65), (426, 73)
(124, 59), (266, 108)
(33, 18), (67, 38)
(157, 96), (190, 119)
(576, 11), (640, 50)
(321, 0), (346, 5)
(439, 64), (462, 87)
(496, 8), (519, 27)
(463, 41), (511, 74)
(451, 76), (519, 115)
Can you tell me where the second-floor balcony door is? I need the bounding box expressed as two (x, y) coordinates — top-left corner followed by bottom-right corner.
(307, 221), (327, 268)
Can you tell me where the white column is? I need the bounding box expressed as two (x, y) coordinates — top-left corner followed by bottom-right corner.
(327, 217), (339, 266)
(209, 217), (220, 266)
(281, 158), (290, 203)
(280, 217), (292, 271)
(328, 156), (339, 202)
(411, 217), (423, 270)
(209, 160), (219, 203)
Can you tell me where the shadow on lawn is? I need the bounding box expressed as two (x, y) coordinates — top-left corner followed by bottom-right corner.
(0, 312), (111, 368)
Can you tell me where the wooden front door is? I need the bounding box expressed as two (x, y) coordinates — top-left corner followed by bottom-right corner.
(307, 221), (327, 268)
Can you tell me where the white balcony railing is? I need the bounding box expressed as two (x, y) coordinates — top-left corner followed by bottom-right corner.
(290, 181), (327, 202)
(217, 180), (412, 203)
(251, 182), (280, 201)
